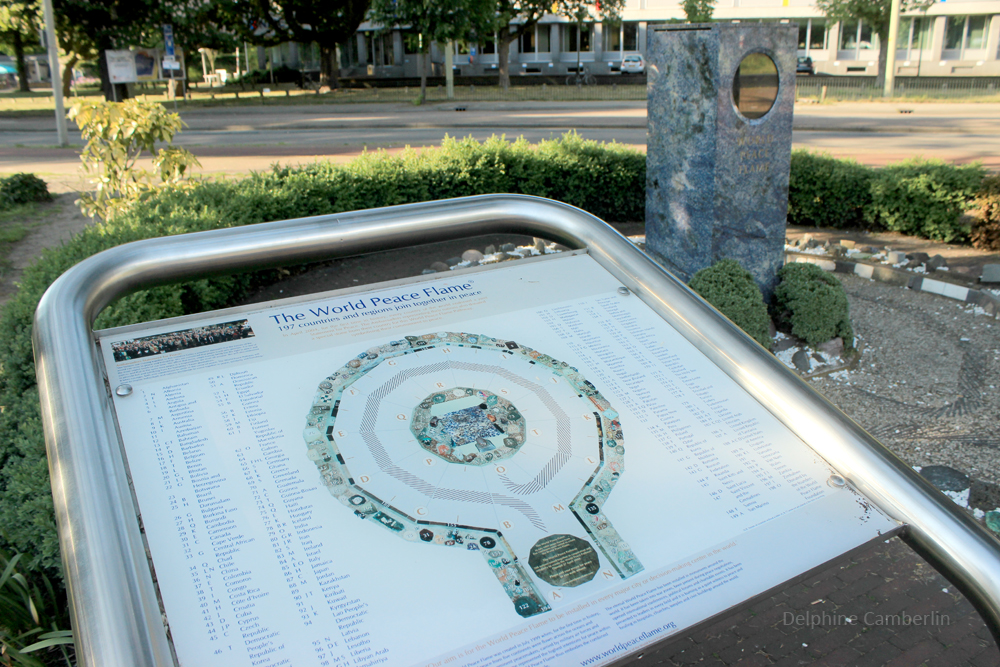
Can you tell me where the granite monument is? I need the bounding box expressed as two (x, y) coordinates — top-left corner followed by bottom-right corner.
(645, 22), (797, 300)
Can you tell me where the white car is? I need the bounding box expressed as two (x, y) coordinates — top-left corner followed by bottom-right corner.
(621, 54), (645, 75)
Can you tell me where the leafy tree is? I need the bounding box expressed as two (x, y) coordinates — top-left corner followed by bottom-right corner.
(55, 16), (97, 97)
(220, 0), (368, 88)
(489, 0), (624, 91)
(0, 0), (41, 92)
(69, 99), (201, 220)
(53, 0), (162, 99)
(680, 0), (714, 23)
(369, 0), (492, 102)
(53, 0), (238, 99)
(816, 0), (931, 89)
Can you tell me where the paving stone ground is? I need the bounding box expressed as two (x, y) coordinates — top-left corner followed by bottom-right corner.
(622, 537), (999, 666)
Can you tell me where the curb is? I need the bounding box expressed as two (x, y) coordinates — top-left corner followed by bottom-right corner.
(785, 251), (1000, 318)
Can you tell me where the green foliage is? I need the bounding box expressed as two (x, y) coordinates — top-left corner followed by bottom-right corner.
(0, 550), (74, 667)
(773, 262), (853, 347)
(866, 159), (985, 242)
(68, 99), (201, 221)
(788, 152), (987, 243)
(969, 175), (1000, 251)
(680, 0), (714, 23)
(0, 174), (50, 207)
(689, 259), (771, 350)
(787, 150), (873, 229)
(0, 132), (644, 585)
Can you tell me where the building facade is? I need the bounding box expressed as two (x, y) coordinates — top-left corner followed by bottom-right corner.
(264, 0), (1000, 78)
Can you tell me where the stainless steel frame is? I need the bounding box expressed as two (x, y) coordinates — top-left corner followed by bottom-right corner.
(33, 194), (1000, 667)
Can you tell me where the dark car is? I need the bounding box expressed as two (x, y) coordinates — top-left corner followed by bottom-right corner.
(797, 56), (814, 75)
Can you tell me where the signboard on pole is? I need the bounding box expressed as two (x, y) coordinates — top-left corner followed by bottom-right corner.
(106, 50), (137, 84)
(162, 24), (175, 57)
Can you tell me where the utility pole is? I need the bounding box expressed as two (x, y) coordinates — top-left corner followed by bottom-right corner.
(883, 0), (903, 97)
(41, 0), (68, 146)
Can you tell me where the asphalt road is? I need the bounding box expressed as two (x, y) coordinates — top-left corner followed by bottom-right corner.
(2, 100), (998, 191)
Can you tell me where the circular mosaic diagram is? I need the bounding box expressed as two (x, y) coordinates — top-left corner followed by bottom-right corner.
(303, 331), (644, 618)
(411, 387), (525, 465)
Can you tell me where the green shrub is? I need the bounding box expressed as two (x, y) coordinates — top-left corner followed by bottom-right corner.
(787, 151), (873, 229)
(0, 133), (644, 582)
(773, 262), (853, 347)
(0, 549), (74, 667)
(0, 174), (51, 207)
(866, 159), (985, 242)
(689, 259), (771, 350)
(970, 175), (1000, 251)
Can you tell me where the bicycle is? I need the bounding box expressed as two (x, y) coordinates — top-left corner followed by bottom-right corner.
(565, 66), (597, 86)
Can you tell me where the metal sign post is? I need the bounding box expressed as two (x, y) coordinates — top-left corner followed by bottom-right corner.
(33, 196), (1000, 667)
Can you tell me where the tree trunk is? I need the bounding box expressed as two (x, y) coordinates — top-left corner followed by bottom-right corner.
(418, 49), (427, 103)
(876, 27), (890, 92)
(62, 54), (79, 98)
(497, 31), (513, 91)
(319, 45), (340, 89)
(13, 30), (30, 92)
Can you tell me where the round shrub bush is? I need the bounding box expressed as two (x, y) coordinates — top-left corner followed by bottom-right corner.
(773, 262), (853, 348)
(688, 259), (771, 350)
(0, 173), (52, 206)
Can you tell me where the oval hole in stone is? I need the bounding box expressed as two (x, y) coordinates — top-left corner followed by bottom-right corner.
(733, 53), (779, 120)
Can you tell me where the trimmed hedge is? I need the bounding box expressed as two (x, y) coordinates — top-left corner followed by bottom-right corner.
(789, 151), (985, 242)
(689, 259), (772, 350)
(970, 175), (1000, 251)
(0, 133), (644, 580)
(772, 262), (853, 348)
(867, 159), (985, 242)
(788, 151), (873, 230)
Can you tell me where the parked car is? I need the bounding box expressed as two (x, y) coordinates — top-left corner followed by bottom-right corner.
(797, 56), (814, 75)
(621, 54), (645, 75)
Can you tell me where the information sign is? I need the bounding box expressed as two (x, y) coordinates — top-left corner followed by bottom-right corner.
(98, 252), (897, 667)
(105, 50), (137, 84)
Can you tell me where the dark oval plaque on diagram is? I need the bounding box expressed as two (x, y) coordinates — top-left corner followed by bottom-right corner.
(732, 52), (779, 120)
(528, 534), (600, 588)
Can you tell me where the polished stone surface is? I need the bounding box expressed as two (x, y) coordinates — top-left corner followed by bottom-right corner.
(646, 23), (797, 300)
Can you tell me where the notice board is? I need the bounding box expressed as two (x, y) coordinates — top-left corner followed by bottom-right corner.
(97, 251), (897, 667)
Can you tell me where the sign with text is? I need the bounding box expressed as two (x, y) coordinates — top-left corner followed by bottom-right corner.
(98, 253), (896, 667)
(106, 50), (137, 84)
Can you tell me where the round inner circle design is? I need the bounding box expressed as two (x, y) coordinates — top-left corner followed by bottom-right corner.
(410, 387), (526, 465)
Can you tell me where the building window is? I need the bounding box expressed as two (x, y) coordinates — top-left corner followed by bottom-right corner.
(810, 21), (827, 49)
(840, 21), (875, 51)
(402, 31), (420, 55)
(538, 27), (550, 53)
(520, 27), (535, 54)
(945, 16), (966, 50)
(606, 22), (621, 51)
(562, 23), (593, 53)
(623, 22), (638, 50)
(480, 36), (496, 54)
(340, 38), (359, 67)
(945, 15), (988, 51)
(605, 22), (638, 51)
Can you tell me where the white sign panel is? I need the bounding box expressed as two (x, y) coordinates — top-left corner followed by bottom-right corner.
(99, 252), (897, 667)
(105, 50), (137, 84)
